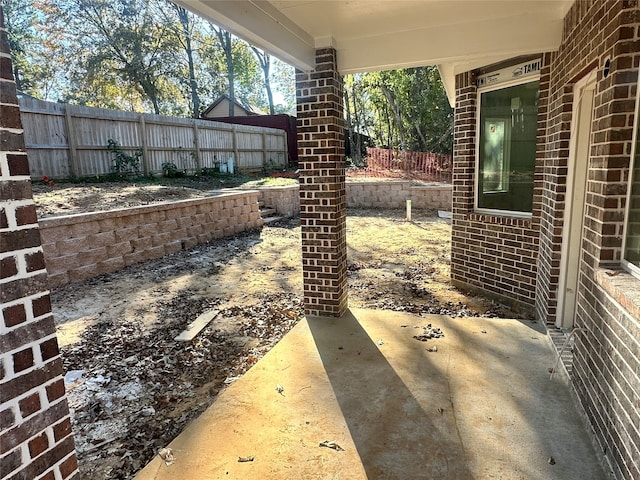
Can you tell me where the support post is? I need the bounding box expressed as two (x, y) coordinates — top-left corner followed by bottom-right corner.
(262, 131), (267, 169)
(232, 124), (239, 168)
(296, 47), (348, 317)
(193, 122), (202, 172)
(64, 105), (79, 177)
(139, 115), (150, 175)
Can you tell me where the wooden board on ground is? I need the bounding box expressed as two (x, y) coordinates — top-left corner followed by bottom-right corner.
(175, 310), (220, 342)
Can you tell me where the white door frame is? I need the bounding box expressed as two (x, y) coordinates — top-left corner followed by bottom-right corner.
(556, 70), (597, 329)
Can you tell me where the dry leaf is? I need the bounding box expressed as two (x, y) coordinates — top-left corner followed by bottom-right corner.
(319, 440), (344, 451)
(158, 447), (174, 466)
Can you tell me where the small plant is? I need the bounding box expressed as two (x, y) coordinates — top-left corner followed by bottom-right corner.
(41, 175), (54, 187)
(200, 167), (231, 178)
(161, 162), (184, 178)
(107, 139), (142, 178)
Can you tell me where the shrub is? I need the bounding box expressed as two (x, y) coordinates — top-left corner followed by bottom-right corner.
(107, 139), (142, 178)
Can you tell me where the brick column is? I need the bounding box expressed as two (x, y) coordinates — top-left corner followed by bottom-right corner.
(296, 48), (348, 317)
(0, 7), (79, 480)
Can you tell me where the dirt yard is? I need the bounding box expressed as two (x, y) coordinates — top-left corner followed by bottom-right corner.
(33, 181), (524, 479)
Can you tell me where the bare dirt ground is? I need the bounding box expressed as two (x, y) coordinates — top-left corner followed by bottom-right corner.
(33, 181), (525, 479)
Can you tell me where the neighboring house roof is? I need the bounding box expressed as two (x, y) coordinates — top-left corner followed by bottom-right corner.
(16, 90), (41, 101)
(201, 94), (266, 118)
(174, 0), (573, 107)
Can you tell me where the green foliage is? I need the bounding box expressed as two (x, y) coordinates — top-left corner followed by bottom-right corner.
(9, 1), (445, 155)
(161, 162), (181, 178)
(4, 0), (66, 99)
(200, 168), (232, 178)
(6, 0), (294, 117)
(345, 67), (454, 155)
(107, 139), (142, 178)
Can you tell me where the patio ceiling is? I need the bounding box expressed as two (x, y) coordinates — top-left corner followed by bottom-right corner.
(175, 0), (573, 106)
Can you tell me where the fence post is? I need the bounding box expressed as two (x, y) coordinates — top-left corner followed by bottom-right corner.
(262, 132), (267, 170)
(64, 104), (79, 177)
(232, 124), (239, 168)
(283, 130), (289, 168)
(139, 115), (150, 175)
(192, 121), (202, 172)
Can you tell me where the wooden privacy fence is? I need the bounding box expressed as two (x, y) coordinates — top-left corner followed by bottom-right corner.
(18, 97), (288, 179)
(347, 147), (452, 183)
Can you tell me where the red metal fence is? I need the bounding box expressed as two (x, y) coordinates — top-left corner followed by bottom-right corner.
(347, 147), (452, 183)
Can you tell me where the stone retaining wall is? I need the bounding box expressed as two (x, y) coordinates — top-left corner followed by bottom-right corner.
(39, 191), (262, 288)
(346, 181), (451, 210)
(252, 185), (300, 218)
(254, 182), (451, 217)
(39, 182), (451, 289)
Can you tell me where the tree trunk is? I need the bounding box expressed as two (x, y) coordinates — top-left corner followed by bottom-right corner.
(176, 6), (200, 118)
(344, 85), (355, 162)
(264, 73), (274, 115)
(251, 47), (274, 115)
(381, 85), (405, 150)
(351, 82), (362, 164)
(139, 76), (161, 114)
(227, 45), (234, 116)
(13, 65), (22, 92)
(214, 27), (235, 116)
(414, 123), (428, 151)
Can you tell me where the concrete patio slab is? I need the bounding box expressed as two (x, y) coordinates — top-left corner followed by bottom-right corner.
(136, 308), (607, 480)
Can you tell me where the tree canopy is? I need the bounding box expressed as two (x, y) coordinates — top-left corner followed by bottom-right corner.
(344, 68), (453, 158)
(6, 0), (296, 117)
(7, 1), (452, 154)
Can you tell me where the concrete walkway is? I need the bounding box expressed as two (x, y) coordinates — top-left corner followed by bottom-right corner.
(136, 309), (607, 480)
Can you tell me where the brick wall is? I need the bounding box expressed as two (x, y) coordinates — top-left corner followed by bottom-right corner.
(38, 191), (262, 288)
(537, 1), (640, 478)
(296, 48), (348, 317)
(0, 7), (78, 479)
(451, 1), (640, 478)
(450, 68), (546, 310)
(534, 52), (562, 325)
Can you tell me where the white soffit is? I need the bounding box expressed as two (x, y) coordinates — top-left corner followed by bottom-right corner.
(175, 0), (573, 105)
(175, 0), (317, 70)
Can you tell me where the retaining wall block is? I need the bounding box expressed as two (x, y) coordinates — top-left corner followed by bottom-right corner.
(143, 246), (165, 261)
(137, 223), (159, 238)
(131, 238), (152, 252)
(70, 220), (100, 237)
(97, 257), (126, 275)
(123, 251), (146, 266)
(158, 219), (178, 231)
(151, 232), (172, 247)
(47, 272), (69, 288)
(114, 227), (138, 243)
(68, 264), (98, 283)
(164, 241), (183, 255)
(88, 231), (116, 247)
